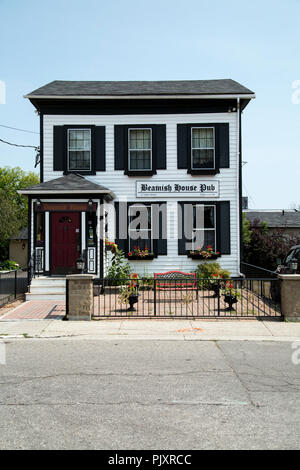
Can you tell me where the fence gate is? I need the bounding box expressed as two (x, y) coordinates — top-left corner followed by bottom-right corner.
(92, 277), (282, 319)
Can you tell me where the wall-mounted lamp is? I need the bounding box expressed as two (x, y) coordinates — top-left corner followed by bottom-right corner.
(36, 199), (42, 212)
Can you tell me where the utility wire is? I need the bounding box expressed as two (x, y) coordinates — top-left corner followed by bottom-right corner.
(0, 137), (40, 167)
(0, 123), (39, 134)
(0, 138), (39, 150)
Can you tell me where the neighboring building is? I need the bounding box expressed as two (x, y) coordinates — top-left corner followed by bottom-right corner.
(20, 79), (255, 278)
(9, 227), (28, 268)
(244, 210), (300, 238)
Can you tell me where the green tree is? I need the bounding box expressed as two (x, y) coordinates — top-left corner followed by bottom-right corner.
(242, 213), (252, 245)
(0, 167), (39, 260)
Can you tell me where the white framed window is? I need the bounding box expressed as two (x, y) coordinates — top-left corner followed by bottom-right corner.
(192, 204), (216, 251)
(68, 129), (91, 171)
(191, 127), (215, 170)
(128, 128), (152, 171)
(128, 204), (153, 252)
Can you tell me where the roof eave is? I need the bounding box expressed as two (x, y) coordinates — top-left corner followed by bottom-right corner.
(24, 93), (256, 100)
(18, 189), (115, 198)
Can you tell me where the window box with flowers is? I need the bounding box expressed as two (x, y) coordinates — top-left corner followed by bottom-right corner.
(188, 245), (220, 260)
(127, 246), (155, 260)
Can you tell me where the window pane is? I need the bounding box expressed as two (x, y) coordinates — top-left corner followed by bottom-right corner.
(192, 128), (214, 148)
(192, 149), (214, 169)
(193, 206), (215, 229)
(204, 206), (215, 228)
(130, 150), (151, 170)
(129, 233), (152, 251)
(193, 230), (215, 251)
(129, 206), (151, 230)
(68, 130), (91, 150)
(129, 129), (151, 150)
(69, 151), (91, 170)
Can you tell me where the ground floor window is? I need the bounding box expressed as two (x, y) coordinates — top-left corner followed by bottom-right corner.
(128, 204), (153, 253)
(192, 204), (216, 251)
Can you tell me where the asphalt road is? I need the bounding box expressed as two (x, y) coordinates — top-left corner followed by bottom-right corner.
(0, 339), (299, 450)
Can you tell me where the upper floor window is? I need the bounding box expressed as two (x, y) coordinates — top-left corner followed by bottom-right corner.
(128, 128), (152, 171)
(67, 129), (91, 171)
(177, 123), (229, 175)
(114, 125), (166, 175)
(191, 127), (215, 170)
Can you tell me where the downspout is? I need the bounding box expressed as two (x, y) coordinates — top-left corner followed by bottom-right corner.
(237, 98), (243, 277)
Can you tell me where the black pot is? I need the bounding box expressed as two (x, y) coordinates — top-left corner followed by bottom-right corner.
(224, 294), (238, 310)
(128, 294), (139, 311)
(211, 282), (220, 297)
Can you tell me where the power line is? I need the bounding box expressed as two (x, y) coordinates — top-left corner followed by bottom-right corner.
(0, 123), (39, 134)
(0, 137), (40, 167)
(0, 138), (39, 150)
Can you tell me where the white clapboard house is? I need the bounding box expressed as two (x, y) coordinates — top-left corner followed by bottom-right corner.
(21, 79), (255, 287)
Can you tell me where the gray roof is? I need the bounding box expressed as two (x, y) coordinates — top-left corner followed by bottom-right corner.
(244, 210), (300, 228)
(26, 79), (254, 98)
(10, 227), (28, 240)
(19, 173), (114, 199)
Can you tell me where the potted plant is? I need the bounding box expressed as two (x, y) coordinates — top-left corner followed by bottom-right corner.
(221, 281), (241, 310)
(118, 273), (140, 311)
(188, 245), (220, 260)
(128, 246), (155, 260)
(210, 273), (224, 297)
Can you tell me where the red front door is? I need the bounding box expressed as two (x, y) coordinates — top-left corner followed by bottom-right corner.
(51, 212), (81, 275)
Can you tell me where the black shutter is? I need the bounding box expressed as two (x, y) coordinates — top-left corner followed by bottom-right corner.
(178, 203), (193, 255)
(95, 126), (105, 171)
(114, 126), (126, 170)
(154, 125), (166, 170)
(115, 202), (128, 253)
(152, 203), (167, 255)
(177, 124), (189, 169)
(217, 123), (229, 168)
(53, 126), (65, 171)
(219, 201), (231, 254)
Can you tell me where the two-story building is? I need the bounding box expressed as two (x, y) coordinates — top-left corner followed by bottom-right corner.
(20, 79), (255, 279)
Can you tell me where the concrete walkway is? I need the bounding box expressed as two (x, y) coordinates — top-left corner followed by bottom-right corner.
(0, 317), (300, 342)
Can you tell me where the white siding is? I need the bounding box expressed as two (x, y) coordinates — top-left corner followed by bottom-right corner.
(43, 113), (240, 276)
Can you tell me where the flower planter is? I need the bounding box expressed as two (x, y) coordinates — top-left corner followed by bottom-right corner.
(223, 294), (238, 310)
(128, 293), (139, 311)
(188, 253), (219, 260)
(127, 254), (155, 260)
(211, 282), (220, 297)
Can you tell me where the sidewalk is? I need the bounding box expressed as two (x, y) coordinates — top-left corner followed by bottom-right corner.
(0, 317), (300, 342)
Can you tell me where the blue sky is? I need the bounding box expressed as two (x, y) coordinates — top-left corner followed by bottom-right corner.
(1, 0), (300, 209)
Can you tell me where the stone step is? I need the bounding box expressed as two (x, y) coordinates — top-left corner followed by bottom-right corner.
(31, 278), (66, 287)
(29, 286), (66, 294)
(25, 293), (66, 301)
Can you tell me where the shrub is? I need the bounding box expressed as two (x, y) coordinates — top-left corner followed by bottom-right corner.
(195, 262), (231, 289)
(0, 259), (20, 271)
(106, 249), (131, 285)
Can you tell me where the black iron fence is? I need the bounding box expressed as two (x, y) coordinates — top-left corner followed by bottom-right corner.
(0, 269), (28, 308)
(241, 262), (277, 279)
(92, 277), (282, 319)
